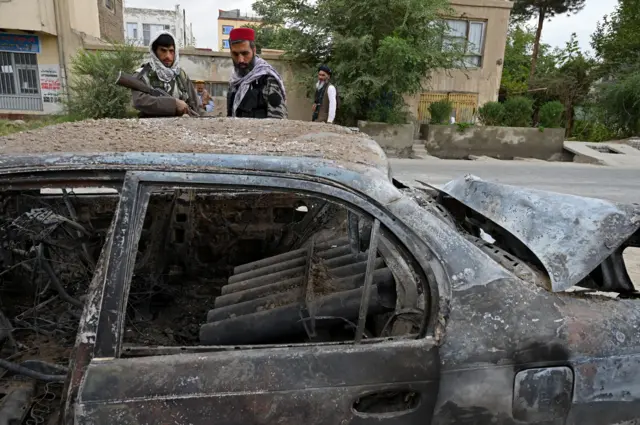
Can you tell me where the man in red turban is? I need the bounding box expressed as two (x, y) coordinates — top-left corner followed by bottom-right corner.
(226, 27), (287, 119)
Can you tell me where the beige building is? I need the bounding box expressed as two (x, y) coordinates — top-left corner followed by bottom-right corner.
(407, 0), (514, 124)
(0, 0), (123, 117)
(217, 9), (261, 51)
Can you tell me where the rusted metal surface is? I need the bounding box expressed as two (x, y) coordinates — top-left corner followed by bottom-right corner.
(439, 174), (640, 292)
(0, 151), (639, 425)
(76, 340), (439, 425)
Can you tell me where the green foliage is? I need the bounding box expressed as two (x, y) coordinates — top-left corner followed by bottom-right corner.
(502, 96), (534, 127)
(66, 42), (143, 119)
(501, 25), (557, 97)
(241, 24), (291, 53)
(477, 101), (505, 126)
(456, 122), (473, 133)
(591, 0), (640, 75)
(251, 0), (463, 124)
(428, 100), (452, 124)
(597, 71), (640, 137)
(572, 119), (618, 142)
(511, 0), (586, 22)
(538, 101), (565, 128)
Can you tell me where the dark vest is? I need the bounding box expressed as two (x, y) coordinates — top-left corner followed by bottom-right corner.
(227, 75), (269, 118)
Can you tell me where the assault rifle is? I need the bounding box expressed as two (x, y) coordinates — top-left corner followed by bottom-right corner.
(115, 71), (200, 117)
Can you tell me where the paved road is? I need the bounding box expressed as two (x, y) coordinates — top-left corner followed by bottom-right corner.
(390, 157), (640, 203)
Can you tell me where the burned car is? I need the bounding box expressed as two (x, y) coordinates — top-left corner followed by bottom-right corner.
(0, 118), (638, 425)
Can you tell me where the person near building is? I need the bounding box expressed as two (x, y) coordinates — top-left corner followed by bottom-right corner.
(132, 31), (200, 117)
(226, 27), (287, 119)
(195, 80), (214, 113)
(312, 65), (338, 123)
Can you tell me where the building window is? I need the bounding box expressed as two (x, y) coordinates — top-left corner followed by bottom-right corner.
(105, 0), (113, 10)
(126, 23), (138, 41)
(222, 39), (230, 49)
(222, 25), (234, 35)
(443, 19), (486, 68)
(0, 51), (43, 111)
(143, 24), (169, 46)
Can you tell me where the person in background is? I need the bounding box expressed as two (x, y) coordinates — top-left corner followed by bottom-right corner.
(195, 80), (214, 113)
(226, 27), (287, 119)
(312, 65), (338, 124)
(132, 31), (200, 117)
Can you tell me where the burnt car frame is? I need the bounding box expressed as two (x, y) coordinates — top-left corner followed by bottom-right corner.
(0, 138), (638, 425)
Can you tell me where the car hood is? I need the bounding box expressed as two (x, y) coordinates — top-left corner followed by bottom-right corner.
(437, 175), (640, 292)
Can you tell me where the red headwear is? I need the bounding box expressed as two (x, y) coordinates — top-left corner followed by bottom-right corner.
(229, 28), (255, 42)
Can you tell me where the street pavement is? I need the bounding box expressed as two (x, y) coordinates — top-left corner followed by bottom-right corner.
(390, 157), (640, 203)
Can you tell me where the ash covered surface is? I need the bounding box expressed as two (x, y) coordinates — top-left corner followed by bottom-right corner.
(0, 118), (387, 169)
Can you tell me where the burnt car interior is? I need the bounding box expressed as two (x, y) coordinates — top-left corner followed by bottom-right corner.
(0, 175), (430, 423)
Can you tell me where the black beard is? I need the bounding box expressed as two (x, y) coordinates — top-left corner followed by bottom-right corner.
(235, 57), (256, 76)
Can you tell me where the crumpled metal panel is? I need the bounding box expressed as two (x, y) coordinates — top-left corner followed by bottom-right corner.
(439, 175), (640, 292)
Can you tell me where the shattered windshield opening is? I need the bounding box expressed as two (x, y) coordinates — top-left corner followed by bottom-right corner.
(0, 183), (121, 420)
(122, 186), (428, 350)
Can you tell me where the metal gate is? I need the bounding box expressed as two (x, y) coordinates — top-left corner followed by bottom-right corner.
(417, 92), (478, 124)
(0, 51), (43, 112)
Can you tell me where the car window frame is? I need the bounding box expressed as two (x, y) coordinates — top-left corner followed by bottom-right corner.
(87, 170), (439, 359)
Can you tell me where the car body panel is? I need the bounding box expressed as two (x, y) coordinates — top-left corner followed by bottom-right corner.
(0, 153), (638, 425)
(439, 175), (640, 292)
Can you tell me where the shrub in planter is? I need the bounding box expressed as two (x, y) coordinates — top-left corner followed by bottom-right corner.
(539, 101), (565, 128)
(502, 96), (534, 127)
(428, 100), (453, 124)
(477, 101), (505, 126)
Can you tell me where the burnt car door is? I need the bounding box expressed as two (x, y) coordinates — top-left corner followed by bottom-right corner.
(71, 171), (441, 425)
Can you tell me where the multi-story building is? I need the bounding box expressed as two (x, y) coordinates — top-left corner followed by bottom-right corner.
(0, 0), (124, 116)
(124, 5), (196, 48)
(217, 9), (261, 51)
(409, 0), (514, 123)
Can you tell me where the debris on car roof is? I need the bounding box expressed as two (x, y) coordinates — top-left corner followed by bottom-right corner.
(0, 118), (387, 169)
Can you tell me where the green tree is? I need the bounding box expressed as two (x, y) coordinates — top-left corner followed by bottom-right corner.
(251, 0), (462, 124)
(591, 0), (640, 75)
(241, 24), (291, 54)
(66, 42), (143, 119)
(537, 33), (596, 135)
(510, 0), (586, 83)
(501, 24), (556, 98)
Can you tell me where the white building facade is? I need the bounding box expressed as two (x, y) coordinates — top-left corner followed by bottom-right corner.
(124, 4), (196, 48)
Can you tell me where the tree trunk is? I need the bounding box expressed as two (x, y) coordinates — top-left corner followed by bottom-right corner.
(529, 6), (546, 85)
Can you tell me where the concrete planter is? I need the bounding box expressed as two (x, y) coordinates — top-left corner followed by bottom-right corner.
(423, 125), (566, 160)
(357, 120), (414, 158)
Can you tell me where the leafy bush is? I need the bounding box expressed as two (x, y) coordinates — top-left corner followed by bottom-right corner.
(428, 100), (453, 124)
(539, 101), (565, 128)
(66, 42), (143, 119)
(477, 101), (505, 126)
(572, 119), (618, 142)
(597, 71), (640, 137)
(502, 96), (534, 127)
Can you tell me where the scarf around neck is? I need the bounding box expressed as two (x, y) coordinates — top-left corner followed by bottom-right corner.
(148, 31), (181, 85)
(229, 56), (286, 117)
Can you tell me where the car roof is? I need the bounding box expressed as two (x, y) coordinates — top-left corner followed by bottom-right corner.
(0, 117), (390, 174)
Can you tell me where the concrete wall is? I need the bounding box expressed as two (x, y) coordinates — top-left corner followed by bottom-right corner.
(425, 125), (566, 160)
(357, 121), (415, 158)
(84, 44), (314, 121)
(405, 0), (513, 119)
(0, 0), (57, 34)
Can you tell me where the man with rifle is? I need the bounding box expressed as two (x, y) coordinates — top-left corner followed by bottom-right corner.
(125, 31), (200, 117)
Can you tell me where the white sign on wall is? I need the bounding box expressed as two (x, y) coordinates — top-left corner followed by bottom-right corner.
(39, 65), (63, 114)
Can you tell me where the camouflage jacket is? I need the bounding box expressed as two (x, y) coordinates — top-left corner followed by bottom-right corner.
(132, 63), (199, 117)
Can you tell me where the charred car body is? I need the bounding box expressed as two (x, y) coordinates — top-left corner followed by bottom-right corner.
(0, 118), (638, 425)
